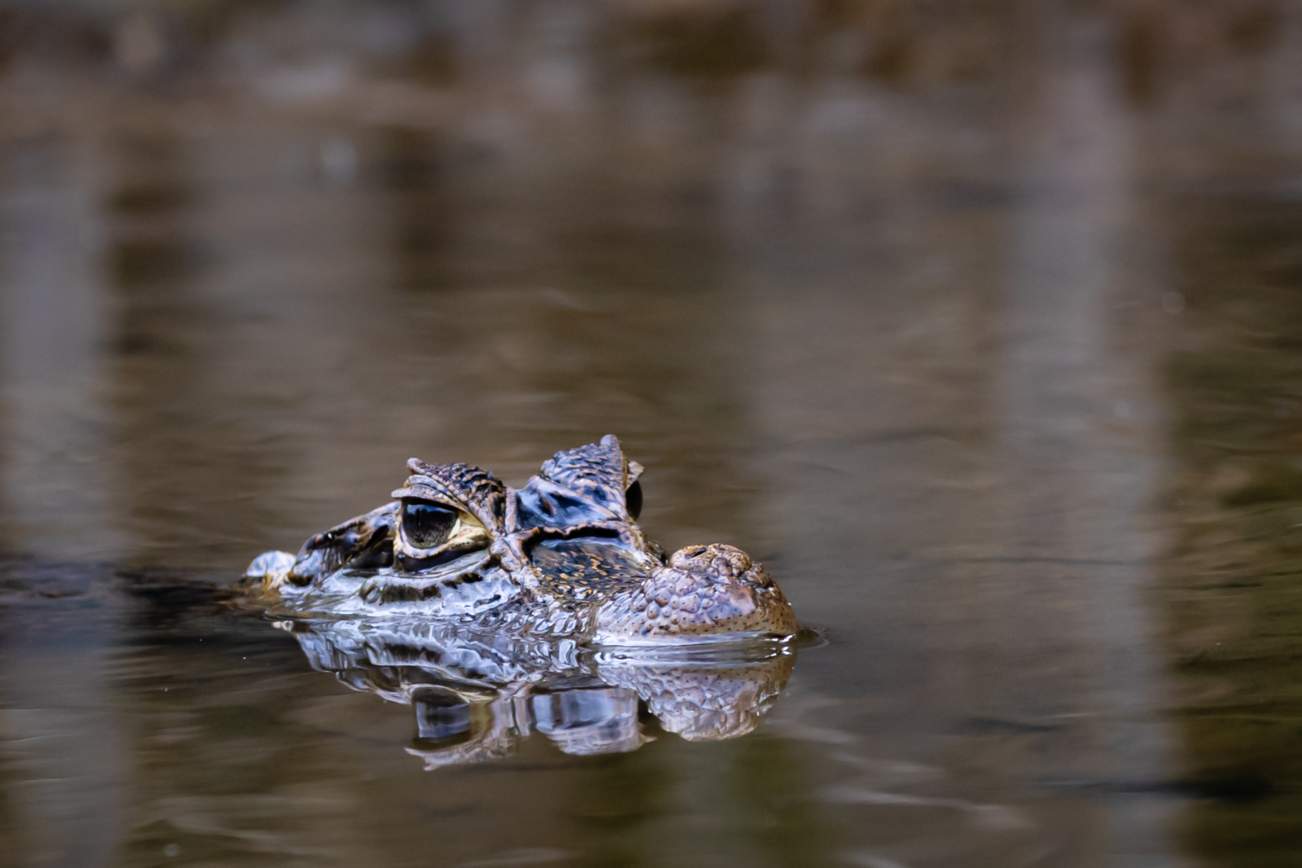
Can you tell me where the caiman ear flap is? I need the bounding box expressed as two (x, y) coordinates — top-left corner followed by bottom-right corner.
(392, 460), (507, 532)
(539, 434), (642, 518)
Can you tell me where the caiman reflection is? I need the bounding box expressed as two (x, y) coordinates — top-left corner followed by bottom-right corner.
(283, 619), (795, 768)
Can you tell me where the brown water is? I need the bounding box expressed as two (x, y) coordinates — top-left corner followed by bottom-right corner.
(3, 3), (1302, 866)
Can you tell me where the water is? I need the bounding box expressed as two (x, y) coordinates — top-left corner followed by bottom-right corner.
(2, 3), (1302, 866)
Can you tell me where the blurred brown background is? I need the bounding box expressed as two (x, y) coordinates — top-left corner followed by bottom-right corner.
(2, 2), (1302, 867)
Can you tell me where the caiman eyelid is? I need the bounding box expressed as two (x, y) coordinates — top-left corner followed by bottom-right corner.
(412, 498), (486, 531)
(389, 490), (491, 530)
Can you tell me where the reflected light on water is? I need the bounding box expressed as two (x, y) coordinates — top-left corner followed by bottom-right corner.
(1, 2), (1301, 867)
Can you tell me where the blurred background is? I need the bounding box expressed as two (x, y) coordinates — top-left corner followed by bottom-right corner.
(2, 1), (1302, 866)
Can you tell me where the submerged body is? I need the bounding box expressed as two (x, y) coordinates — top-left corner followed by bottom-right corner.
(246, 435), (798, 645)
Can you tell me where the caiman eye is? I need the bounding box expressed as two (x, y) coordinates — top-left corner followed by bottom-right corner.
(625, 480), (643, 520)
(402, 501), (461, 549)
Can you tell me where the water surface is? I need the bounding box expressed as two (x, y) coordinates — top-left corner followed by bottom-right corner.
(2, 3), (1302, 866)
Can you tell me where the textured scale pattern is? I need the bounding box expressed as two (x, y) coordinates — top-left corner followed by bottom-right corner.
(538, 433), (633, 513)
(286, 503), (397, 587)
(529, 541), (647, 601)
(597, 655), (794, 740)
(392, 460), (506, 530)
(247, 435), (798, 644)
(594, 545), (797, 642)
(355, 567), (519, 613)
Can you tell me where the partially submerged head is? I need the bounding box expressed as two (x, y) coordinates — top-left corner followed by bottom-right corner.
(246, 435), (798, 644)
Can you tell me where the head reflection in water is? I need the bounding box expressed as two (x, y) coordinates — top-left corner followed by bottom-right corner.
(283, 619), (795, 768)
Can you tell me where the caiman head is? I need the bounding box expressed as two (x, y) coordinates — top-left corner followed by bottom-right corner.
(246, 435), (798, 645)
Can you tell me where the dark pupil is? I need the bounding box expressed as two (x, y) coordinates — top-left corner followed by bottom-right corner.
(625, 480), (643, 520)
(403, 501), (459, 549)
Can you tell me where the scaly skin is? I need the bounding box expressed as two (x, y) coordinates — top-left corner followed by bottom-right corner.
(246, 435), (798, 645)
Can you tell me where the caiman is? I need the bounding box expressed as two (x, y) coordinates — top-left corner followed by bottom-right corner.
(245, 435), (798, 645)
